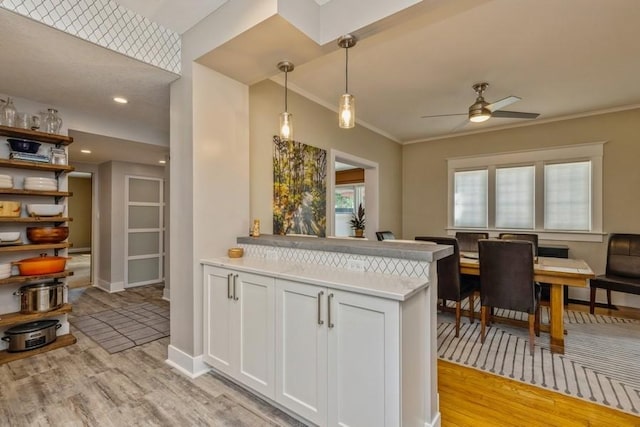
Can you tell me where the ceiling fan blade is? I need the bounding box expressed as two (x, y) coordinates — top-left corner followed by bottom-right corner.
(486, 95), (521, 112)
(420, 113), (466, 118)
(491, 110), (539, 119)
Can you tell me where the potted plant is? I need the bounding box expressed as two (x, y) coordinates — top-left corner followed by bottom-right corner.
(350, 203), (366, 237)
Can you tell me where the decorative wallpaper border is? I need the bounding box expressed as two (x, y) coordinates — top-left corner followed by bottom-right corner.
(1, 0), (181, 74)
(240, 243), (431, 279)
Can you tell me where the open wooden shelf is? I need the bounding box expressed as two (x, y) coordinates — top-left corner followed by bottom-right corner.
(0, 270), (73, 287)
(0, 125), (73, 145)
(0, 242), (69, 253)
(0, 158), (74, 173)
(0, 303), (72, 327)
(0, 188), (71, 197)
(0, 217), (72, 223)
(0, 333), (77, 365)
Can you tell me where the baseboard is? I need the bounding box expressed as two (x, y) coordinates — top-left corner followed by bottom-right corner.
(94, 279), (125, 293)
(69, 247), (91, 254)
(165, 345), (211, 379)
(425, 412), (441, 427)
(162, 286), (170, 301)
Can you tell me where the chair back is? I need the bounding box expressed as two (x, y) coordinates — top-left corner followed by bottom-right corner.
(478, 239), (536, 313)
(499, 233), (539, 256)
(375, 231), (395, 241)
(417, 236), (461, 300)
(455, 232), (489, 252)
(606, 234), (640, 278)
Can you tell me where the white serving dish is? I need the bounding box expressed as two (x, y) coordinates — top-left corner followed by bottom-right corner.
(26, 204), (65, 217)
(24, 183), (58, 192)
(24, 176), (57, 184)
(0, 232), (20, 241)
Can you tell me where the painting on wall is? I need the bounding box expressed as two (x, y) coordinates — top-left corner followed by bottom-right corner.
(273, 136), (327, 237)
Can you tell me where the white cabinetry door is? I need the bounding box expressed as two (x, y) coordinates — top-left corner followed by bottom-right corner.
(203, 266), (234, 375)
(275, 279), (328, 426)
(276, 280), (400, 427)
(203, 266), (275, 399)
(327, 290), (400, 427)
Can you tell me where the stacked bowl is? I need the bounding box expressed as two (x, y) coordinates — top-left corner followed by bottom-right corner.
(24, 177), (57, 192)
(0, 174), (13, 189)
(0, 263), (12, 280)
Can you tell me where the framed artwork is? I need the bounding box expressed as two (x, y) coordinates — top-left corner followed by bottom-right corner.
(273, 136), (326, 237)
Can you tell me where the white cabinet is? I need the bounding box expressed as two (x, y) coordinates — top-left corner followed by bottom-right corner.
(203, 265), (275, 398)
(275, 279), (400, 427)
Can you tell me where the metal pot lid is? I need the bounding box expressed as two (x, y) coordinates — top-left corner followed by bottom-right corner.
(19, 282), (62, 291)
(5, 319), (59, 335)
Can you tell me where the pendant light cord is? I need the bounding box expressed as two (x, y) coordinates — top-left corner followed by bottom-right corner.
(344, 47), (349, 93)
(284, 70), (288, 112)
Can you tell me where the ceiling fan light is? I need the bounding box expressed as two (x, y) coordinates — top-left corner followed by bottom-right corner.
(469, 106), (491, 123)
(339, 93), (355, 128)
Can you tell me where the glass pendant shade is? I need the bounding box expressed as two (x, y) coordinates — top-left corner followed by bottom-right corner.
(279, 111), (293, 141)
(338, 93), (355, 128)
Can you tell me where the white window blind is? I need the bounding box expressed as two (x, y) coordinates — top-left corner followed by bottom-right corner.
(454, 170), (487, 228)
(495, 166), (534, 229)
(544, 161), (591, 231)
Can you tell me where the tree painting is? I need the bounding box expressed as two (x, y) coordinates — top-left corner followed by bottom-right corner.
(273, 135), (327, 237)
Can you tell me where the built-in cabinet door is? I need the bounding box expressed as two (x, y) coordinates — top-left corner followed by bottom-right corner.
(235, 271), (275, 397)
(275, 279), (328, 427)
(203, 266), (234, 375)
(203, 266), (275, 399)
(327, 290), (400, 427)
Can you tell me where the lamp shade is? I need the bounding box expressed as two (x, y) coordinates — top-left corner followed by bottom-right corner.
(338, 93), (355, 128)
(280, 112), (293, 141)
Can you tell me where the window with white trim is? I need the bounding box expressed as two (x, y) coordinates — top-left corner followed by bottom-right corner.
(447, 143), (604, 241)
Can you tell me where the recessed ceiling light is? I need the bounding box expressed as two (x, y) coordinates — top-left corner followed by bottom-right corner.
(81, 149), (91, 154)
(113, 97), (128, 104)
(159, 160), (166, 164)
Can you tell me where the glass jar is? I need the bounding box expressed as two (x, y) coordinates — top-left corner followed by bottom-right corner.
(42, 108), (63, 134)
(1, 97), (17, 127)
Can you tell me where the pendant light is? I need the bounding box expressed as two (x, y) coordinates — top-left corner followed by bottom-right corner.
(278, 61), (294, 141)
(337, 34), (357, 129)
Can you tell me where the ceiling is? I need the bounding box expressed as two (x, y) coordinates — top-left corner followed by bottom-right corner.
(1, 0), (640, 162)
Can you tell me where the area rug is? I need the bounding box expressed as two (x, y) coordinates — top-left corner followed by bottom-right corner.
(438, 305), (640, 416)
(70, 302), (170, 353)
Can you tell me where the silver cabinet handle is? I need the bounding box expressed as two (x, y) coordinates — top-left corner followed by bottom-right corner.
(317, 291), (324, 325)
(233, 274), (239, 301)
(328, 293), (334, 328)
(227, 273), (233, 299)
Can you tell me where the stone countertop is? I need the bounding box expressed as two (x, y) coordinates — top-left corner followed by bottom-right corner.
(201, 256), (430, 301)
(236, 234), (453, 263)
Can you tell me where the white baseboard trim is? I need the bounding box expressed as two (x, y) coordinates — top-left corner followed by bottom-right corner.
(95, 279), (125, 293)
(165, 345), (211, 379)
(425, 412), (441, 427)
(69, 247), (91, 253)
(162, 286), (170, 301)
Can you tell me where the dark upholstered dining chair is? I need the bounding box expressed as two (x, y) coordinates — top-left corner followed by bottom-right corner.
(416, 236), (476, 337)
(375, 231), (395, 241)
(455, 232), (489, 253)
(498, 233), (539, 256)
(478, 239), (540, 355)
(589, 234), (640, 314)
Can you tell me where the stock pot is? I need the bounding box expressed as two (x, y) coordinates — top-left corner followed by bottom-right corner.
(14, 282), (65, 313)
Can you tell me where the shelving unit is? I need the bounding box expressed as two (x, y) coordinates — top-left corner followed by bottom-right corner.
(0, 125), (75, 362)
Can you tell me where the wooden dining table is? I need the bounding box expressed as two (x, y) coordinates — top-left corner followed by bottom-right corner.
(459, 254), (595, 354)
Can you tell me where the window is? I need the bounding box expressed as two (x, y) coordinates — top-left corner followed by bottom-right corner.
(495, 166), (534, 229)
(545, 161), (591, 231)
(447, 143), (604, 241)
(454, 170), (487, 228)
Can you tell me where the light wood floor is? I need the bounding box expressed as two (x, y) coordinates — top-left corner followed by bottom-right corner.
(2, 284), (639, 426)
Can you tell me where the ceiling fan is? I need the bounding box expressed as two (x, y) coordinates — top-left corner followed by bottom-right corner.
(421, 82), (539, 123)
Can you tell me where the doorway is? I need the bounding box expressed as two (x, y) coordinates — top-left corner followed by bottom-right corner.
(327, 150), (379, 239)
(67, 172), (93, 288)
